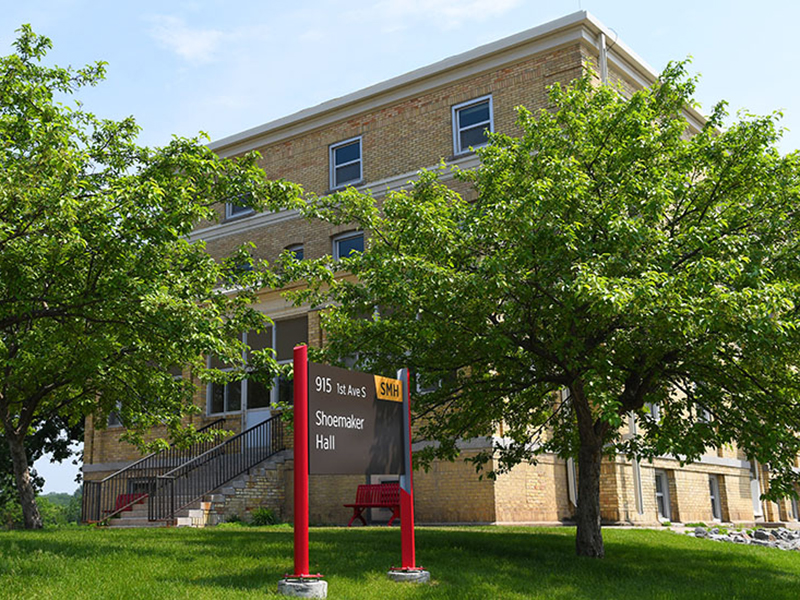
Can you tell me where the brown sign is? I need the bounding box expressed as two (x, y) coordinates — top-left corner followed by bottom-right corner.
(308, 362), (405, 475)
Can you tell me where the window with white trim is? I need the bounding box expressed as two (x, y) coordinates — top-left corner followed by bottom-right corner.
(709, 475), (722, 520)
(333, 231), (364, 260)
(645, 402), (661, 422)
(286, 244), (304, 261)
(208, 331), (266, 415)
(654, 470), (671, 521)
(107, 403), (123, 428)
(225, 193), (255, 219)
(330, 137), (362, 189)
(273, 316), (307, 406)
(452, 95), (493, 155)
(207, 318), (307, 415)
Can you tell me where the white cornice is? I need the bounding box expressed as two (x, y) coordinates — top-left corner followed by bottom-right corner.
(210, 11), (696, 158)
(189, 152), (480, 243)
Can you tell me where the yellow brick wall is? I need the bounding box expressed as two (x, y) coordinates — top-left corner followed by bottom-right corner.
(201, 44), (584, 265)
(592, 456), (756, 526)
(85, 42), (586, 469)
(493, 454), (574, 523)
(412, 450), (497, 523)
(82, 27), (795, 528)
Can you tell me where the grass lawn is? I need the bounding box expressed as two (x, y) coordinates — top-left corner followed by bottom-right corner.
(1, 524), (798, 599)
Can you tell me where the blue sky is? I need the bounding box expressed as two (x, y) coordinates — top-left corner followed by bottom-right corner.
(6, 0), (795, 492)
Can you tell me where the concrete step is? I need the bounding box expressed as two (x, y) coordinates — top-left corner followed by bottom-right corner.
(102, 449), (291, 528)
(107, 516), (169, 528)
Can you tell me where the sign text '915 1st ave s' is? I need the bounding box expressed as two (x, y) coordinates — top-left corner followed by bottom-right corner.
(308, 362), (405, 475)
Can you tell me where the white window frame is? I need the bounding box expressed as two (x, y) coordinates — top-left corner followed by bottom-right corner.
(749, 459), (764, 518)
(329, 136), (362, 190)
(225, 193), (255, 220)
(332, 230), (364, 260)
(709, 474), (722, 521)
(249, 325), (292, 410)
(654, 469), (671, 521)
(286, 244), (304, 261)
(248, 319), (306, 410)
(452, 95), (493, 155)
(107, 401), (123, 428)
(207, 373), (243, 416)
(225, 204), (254, 219)
(645, 402), (661, 422)
(207, 335), (248, 416)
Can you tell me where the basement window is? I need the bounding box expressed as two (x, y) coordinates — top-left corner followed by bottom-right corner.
(286, 244), (304, 261)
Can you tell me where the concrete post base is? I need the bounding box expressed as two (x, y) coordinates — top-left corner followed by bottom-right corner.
(387, 569), (431, 583)
(277, 578), (328, 598)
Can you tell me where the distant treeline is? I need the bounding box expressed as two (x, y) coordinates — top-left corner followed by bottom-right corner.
(2, 489), (82, 529)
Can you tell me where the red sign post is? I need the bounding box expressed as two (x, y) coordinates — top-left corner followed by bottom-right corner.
(280, 348), (428, 595)
(292, 344), (313, 578)
(390, 368), (429, 582)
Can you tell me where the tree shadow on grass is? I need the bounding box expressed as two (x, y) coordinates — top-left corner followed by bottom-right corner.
(185, 527), (800, 600)
(4, 526), (799, 599)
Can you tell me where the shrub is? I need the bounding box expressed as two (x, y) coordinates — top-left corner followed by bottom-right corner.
(251, 507), (279, 526)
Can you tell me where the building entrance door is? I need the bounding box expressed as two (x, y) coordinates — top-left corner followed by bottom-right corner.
(244, 379), (273, 451)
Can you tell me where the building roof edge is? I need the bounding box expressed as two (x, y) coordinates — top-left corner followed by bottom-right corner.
(209, 11), (706, 155)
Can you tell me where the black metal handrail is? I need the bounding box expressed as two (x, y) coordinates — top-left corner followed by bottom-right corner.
(148, 414), (285, 522)
(81, 418), (227, 523)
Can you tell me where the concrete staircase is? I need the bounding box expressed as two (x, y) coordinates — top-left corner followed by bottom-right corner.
(103, 449), (290, 528)
(203, 449), (290, 526)
(104, 500), (164, 529)
(103, 497), (209, 529)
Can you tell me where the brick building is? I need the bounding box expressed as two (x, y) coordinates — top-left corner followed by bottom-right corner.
(81, 11), (799, 528)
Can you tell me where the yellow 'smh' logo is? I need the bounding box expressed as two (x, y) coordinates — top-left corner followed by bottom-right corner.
(374, 375), (402, 402)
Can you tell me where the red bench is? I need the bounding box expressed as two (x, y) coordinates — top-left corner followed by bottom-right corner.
(114, 493), (147, 512)
(343, 482), (400, 527)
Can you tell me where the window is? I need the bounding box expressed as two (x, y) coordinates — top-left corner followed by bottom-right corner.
(108, 366), (182, 426)
(273, 316), (308, 406)
(207, 317), (308, 415)
(645, 402), (661, 422)
(107, 405), (123, 428)
(749, 460), (764, 518)
(210, 379), (242, 414)
(452, 95), (493, 155)
(709, 475), (722, 520)
(416, 375), (440, 395)
(208, 331), (262, 415)
(791, 492), (799, 521)
(286, 244), (304, 261)
(654, 470), (671, 521)
(330, 137), (362, 189)
(333, 231), (364, 260)
(225, 193), (255, 219)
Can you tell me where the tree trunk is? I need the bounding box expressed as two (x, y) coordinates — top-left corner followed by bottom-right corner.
(7, 434), (42, 530)
(575, 434), (604, 557)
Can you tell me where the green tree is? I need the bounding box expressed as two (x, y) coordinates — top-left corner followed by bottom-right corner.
(283, 63), (800, 557)
(64, 487), (82, 523)
(0, 27), (299, 529)
(0, 416), (81, 517)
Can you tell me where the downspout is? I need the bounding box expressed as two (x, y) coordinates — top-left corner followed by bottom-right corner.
(628, 412), (645, 515)
(599, 32), (609, 85)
